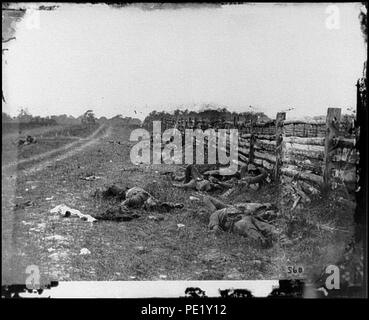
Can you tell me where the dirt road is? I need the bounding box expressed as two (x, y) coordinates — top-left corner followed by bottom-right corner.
(2, 124), (110, 175)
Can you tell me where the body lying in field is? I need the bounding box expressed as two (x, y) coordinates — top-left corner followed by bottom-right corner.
(198, 195), (290, 246)
(172, 164), (268, 193)
(172, 164), (224, 191)
(122, 186), (183, 211)
(94, 186), (184, 221)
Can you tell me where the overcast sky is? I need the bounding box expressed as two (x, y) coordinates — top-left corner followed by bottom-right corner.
(2, 3), (366, 120)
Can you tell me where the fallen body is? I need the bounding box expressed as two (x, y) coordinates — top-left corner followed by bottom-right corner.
(122, 187), (184, 211)
(18, 135), (37, 146)
(220, 165), (268, 198)
(172, 164), (268, 194)
(172, 165), (225, 192)
(94, 186), (184, 222)
(199, 195), (285, 246)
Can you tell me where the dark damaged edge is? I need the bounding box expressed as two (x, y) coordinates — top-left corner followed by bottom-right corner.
(1, 281), (59, 298)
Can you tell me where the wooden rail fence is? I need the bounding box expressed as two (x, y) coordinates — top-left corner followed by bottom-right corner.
(144, 107), (358, 193)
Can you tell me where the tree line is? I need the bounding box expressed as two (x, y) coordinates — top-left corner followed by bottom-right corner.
(1, 108), (125, 125)
(142, 106), (271, 128)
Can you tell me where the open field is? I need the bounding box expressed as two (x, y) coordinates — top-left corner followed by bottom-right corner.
(2, 122), (356, 286)
(2, 123), (102, 166)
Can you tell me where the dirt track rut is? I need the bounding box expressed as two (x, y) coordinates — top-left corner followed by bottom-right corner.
(2, 124), (111, 176)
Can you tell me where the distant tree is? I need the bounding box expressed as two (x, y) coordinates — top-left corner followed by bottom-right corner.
(59, 114), (68, 123)
(81, 109), (96, 124)
(2, 111), (13, 122)
(30, 115), (41, 123)
(254, 112), (271, 122)
(238, 111), (270, 123)
(16, 108), (33, 123)
(98, 116), (108, 123)
(217, 107), (228, 114)
(181, 109), (189, 117)
(66, 115), (79, 124)
(142, 106), (271, 129)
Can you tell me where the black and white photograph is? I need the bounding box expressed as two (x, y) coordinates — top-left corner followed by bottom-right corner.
(1, 2), (367, 301)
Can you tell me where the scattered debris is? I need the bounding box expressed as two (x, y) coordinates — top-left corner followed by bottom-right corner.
(291, 196), (301, 211)
(80, 175), (101, 181)
(281, 180), (312, 211)
(315, 222), (350, 234)
(50, 204), (97, 223)
(79, 248), (91, 255)
(36, 223), (46, 230)
(14, 200), (34, 210)
(292, 182), (311, 203)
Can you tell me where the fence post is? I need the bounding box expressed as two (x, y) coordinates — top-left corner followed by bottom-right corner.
(249, 119), (255, 164)
(274, 112), (286, 182)
(322, 107), (341, 192)
(355, 75), (367, 235)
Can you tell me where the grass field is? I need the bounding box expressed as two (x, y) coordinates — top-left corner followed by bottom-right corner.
(1, 122), (356, 286)
(2, 123), (101, 166)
